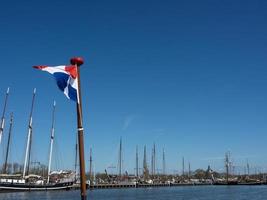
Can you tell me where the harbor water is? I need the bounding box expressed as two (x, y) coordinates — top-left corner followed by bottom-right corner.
(1, 185), (267, 200)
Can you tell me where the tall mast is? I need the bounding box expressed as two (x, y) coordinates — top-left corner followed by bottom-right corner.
(26, 134), (33, 175)
(118, 137), (122, 178)
(89, 147), (93, 185)
(47, 101), (56, 184)
(151, 143), (156, 175)
(143, 146), (146, 172)
(182, 157), (185, 176)
(151, 147), (154, 176)
(225, 152), (229, 183)
(71, 57), (87, 200)
(0, 87), (9, 144)
(136, 145), (138, 177)
(143, 145), (148, 179)
(153, 143), (156, 175)
(23, 88), (36, 178)
(162, 148), (166, 175)
(246, 159), (250, 176)
(3, 112), (13, 174)
(188, 162), (191, 180)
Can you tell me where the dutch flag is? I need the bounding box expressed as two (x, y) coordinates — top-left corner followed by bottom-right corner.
(33, 65), (79, 103)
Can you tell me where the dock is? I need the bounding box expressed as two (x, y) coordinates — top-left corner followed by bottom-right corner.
(73, 182), (212, 190)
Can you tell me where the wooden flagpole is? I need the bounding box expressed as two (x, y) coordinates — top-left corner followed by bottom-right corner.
(70, 57), (87, 200)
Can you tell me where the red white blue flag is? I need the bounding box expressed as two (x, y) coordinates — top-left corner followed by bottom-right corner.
(34, 65), (79, 103)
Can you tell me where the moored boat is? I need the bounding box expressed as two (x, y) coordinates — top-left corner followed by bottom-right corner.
(0, 92), (74, 191)
(0, 174), (73, 191)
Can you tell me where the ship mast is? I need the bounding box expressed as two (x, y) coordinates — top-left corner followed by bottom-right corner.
(23, 88), (36, 178)
(151, 147), (154, 176)
(136, 145), (138, 177)
(182, 157), (185, 176)
(118, 137), (122, 179)
(3, 112), (13, 174)
(162, 148), (166, 175)
(153, 143), (156, 175)
(89, 147), (93, 185)
(47, 101), (56, 184)
(143, 145), (148, 180)
(225, 151), (230, 183)
(0, 87), (9, 144)
(188, 162), (191, 180)
(246, 159), (250, 176)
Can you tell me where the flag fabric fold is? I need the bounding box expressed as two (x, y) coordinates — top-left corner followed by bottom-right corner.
(33, 65), (79, 103)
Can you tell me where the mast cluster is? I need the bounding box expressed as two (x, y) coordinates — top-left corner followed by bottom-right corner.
(0, 88), (57, 182)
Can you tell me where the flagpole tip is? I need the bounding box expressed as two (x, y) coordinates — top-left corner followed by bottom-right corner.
(70, 57), (84, 66)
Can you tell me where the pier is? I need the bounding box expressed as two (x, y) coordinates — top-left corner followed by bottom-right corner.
(72, 182), (212, 190)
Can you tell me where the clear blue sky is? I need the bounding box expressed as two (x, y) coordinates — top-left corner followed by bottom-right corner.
(0, 0), (267, 175)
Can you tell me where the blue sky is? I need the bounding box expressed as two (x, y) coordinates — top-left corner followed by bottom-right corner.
(0, 0), (267, 174)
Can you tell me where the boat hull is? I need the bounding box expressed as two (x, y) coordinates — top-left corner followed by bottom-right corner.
(213, 181), (238, 185)
(0, 182), (73, 191)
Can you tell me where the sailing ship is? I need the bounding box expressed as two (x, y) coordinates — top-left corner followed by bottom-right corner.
(212, 152), (239, 185)
(0, 89), (74, 191)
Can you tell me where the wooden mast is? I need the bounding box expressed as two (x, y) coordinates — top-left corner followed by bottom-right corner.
(0, 87), (9, 144)
(70, 57), (87, 200)
(23, 88), (36, 179)
(47, 101), (56, 184)
(3, 112), (13, 174)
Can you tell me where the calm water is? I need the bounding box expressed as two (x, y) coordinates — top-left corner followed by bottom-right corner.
(1, 186), (267, 200)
